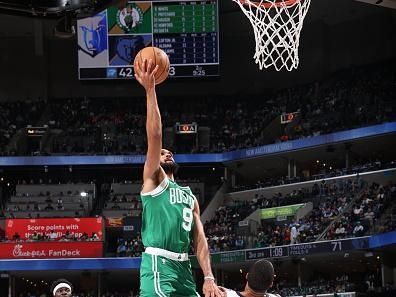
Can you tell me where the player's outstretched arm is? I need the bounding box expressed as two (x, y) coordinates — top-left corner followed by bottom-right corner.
(135, 59), (164, 189)
(193, 200), (224, 297)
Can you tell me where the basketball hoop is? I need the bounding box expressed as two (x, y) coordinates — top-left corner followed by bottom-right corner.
(233, 0), (311, 71)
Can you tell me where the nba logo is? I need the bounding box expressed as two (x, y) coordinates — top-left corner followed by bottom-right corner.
(107, 68), (117, 78)
(79, 11), (107, 58)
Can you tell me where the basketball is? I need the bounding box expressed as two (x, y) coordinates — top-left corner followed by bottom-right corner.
(134, 46), (170, 85)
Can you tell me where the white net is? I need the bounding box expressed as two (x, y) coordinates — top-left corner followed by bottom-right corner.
(233, 0), (311, 71)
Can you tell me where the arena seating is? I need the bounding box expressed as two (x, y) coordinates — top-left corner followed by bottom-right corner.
(0, 61), (394, 155)
(205, 176), (396, 252)
(0, 100), (45, 156)
(3, 183), (95, 219)
(231, 161), (395, 192)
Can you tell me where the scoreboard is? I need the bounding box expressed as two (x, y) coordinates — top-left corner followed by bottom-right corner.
(245, 237), (370, 261)
(77, 0), (219, 80)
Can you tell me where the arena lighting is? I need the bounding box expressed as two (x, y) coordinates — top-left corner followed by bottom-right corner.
(80, 191), (88, 197)
(0, 0), (126, 17)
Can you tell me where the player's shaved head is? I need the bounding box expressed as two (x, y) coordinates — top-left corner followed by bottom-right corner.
(247, 259), (275, 292)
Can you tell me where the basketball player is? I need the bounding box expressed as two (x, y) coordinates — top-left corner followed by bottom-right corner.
(135, 58), (223, 297)
(220, 260), (281, 297)
(50, 279), (73, 297)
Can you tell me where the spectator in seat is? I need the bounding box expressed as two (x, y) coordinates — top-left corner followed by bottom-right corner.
(353, 204), (363, 220)
(12, 232), (21, 241)
(45, 203), (54, 210)
(49, 231), (57, 241)
(290, 224), (299, 244)
(117, 239), (127, 257)
(80, 232), (89, 241)
(353, 221), (364, 237)
(32, 232), (39, 241)
(335, 224), (346, 239)
(283, 226), (291, 244)
(364, 208), (375, 226)
(64, 231), (73, 241)
(91, 232), (99, 241)
(112, 202), (121, 209)
(235, 236), (245, 249)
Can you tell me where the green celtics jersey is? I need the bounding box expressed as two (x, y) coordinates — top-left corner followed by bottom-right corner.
(140, 177), (196, 253)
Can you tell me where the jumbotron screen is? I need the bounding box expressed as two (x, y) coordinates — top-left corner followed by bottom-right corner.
(77, 0), (219, 80)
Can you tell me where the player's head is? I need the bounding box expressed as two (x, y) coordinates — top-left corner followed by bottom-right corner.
(246, 259), (275, 293)
(160, 148), (178, 175)
(50, 279), (73, 297)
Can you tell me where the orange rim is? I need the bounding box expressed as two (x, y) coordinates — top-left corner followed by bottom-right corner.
(239, 0), (299, 8)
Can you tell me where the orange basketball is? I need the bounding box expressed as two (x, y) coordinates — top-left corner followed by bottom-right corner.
(133, 46), (170, 85)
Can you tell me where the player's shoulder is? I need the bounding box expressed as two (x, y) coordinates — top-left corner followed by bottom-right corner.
(224, 289), (240, 297)
(141, 176), (170, 197)
(267, 293), (282, 297)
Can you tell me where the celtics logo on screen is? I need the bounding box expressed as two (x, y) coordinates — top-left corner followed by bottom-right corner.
(116, 4), (144, 33)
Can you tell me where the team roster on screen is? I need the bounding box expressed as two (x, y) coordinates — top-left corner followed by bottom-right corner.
(77, 0), (219, 80)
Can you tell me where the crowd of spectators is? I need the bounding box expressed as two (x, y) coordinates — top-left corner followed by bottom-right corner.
(277, 273), (396, 297)
(0, 60), (394, 155)
(47, 97), (147, 155)
(116, 235), (144, 257)
(0, 99), (45, 156)
(16, 291), (138, 297)
(253, 192), (353, 248)
(1, 231), (100, 243)
(232, 160), (395, 192)
(205, 177), (364, 251)
(105, 194), (141, 210)
(325, 182), (396, 240)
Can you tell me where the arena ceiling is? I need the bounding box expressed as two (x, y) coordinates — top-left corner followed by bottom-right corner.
(0, 0), (393, 37)
(355, 0), (396, 9)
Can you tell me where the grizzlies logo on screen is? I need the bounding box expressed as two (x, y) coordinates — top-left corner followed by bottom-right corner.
(116, 4), (144, 33)
(79, 11), (107, 58)
(116, 36), (145, 64)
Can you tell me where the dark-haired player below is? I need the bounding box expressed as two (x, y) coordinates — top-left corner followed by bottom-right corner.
(50, 279), (73, 297)
(135, 58), (223, 297)
(220, 260), (281, 297)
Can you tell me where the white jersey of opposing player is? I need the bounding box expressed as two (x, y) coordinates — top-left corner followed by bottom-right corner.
(225, 290), (281, 297)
